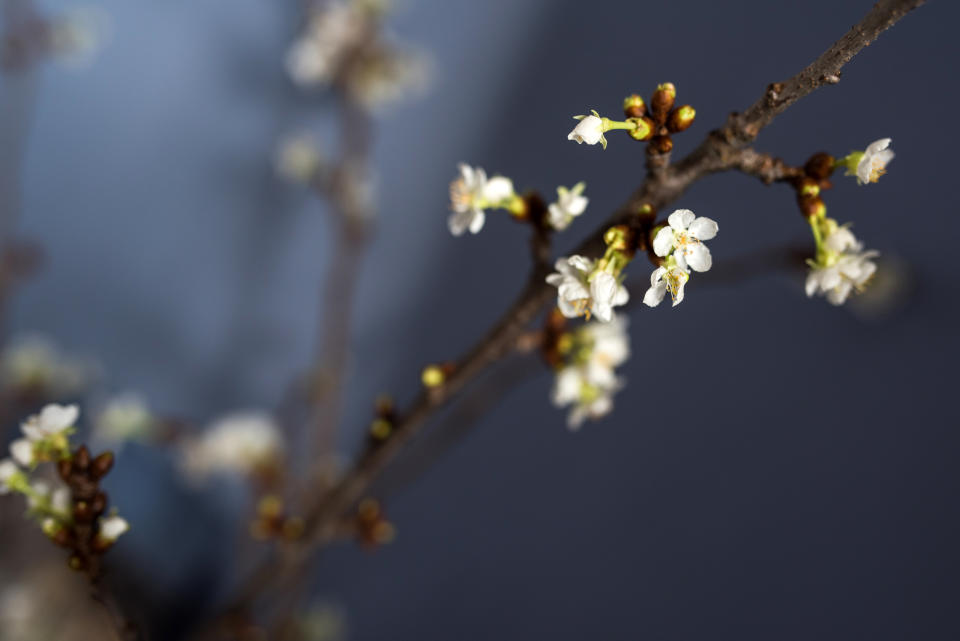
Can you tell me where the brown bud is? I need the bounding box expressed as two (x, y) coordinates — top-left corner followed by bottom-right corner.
(91, 491), (108, 517)
(804, 152), (835, 180)
(52, 528), (74, 548)
(650, 83), (677, 122)
(622, 94), (646, 118)
(74, 500), (93, 523)
(797, 195), (826, 219)
(74, 446), (90, 471)
(667, 105), (696, 133)
(68, 555), (85, 571)
(795, 176), (820, 198)
(58, 458), (73, 482)
(649, 135), (673, 154)
(91, 451), (114, 481)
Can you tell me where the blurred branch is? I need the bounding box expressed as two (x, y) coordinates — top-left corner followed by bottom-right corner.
(217, 0), (924, 628)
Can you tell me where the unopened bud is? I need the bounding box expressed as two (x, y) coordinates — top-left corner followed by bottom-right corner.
(667, 105), (696, 133)
(650, 82), (676, 120)
(649, 135), (673, 154)
(74, 446), (90, 471)
(797, 195), (826, 219)
(622, 94), (646, 118)
(91, 451), (114, 481)
(628, 117), (654, 141)
(603, 225), (631, 252)
(421, 364), (445, 388)
(369, 418), (392, 440)
(796, 177), (820, 198)
(804, 152), (835, 180)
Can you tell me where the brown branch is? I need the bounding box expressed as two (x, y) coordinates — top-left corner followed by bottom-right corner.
(220, 0), (924, 621)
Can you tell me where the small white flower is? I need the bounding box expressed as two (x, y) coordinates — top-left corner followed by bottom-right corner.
(0, 459), (20, 494)
(552, 365), (620, 430)
(276, 134), (322, 184)
(21, 404), (78, 443)
(447, 164), (515, 236)
(580, 316), (630, 389)
(546, 256), (628, 322)
(285, 2), (365, 87)
(643, 265), (690, 307)
(95, 393), (156, 446)
(0, 334), (89, 395)
(567, 114), (606, 148)
(849, 138), (895, 185)
(9, 439), (34, 467)
(806, 249), (879, 306)
(547, 182), (588, 231)
(181, 412), (284, 480)
(652, 209), (718, 272)
(26, 480), (68, 517)
(98, 515), (130, 542)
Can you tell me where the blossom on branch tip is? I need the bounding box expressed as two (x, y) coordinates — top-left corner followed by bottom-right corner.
(551, 317), (630, 430)
(447, 164), (516, 236)
(0, 459), (23, 494)
(568, 113), (606, 147)
(547, 182), (588, 231)
(98, 515), (130, 542)
(546, 256), (628, 322)
(643, 265), (690, 308)
(652, 209), (718, 272)
(841, 138), (894, 185)
(181, 412), (283, 481)
(806, 224), (878, 305)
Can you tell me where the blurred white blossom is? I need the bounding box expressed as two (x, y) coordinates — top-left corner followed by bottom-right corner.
(547, 182), (588, 231)
(806, 225), (879, 305)
(47, 7), (112, 68)
(98, 514), (129, 543)
(0, 335), (90, 396)
(276, 134), (323, 184)
(567, 114), (605, 147)
(181, 412), (283, 480)
(551, 317), (629, 429)
(94, 394), (156, 446)
(448, 164), (516, 236)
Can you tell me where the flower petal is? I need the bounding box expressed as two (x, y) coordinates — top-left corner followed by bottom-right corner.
(643, 282), (666, 307)
(687, 217), (718, 241)
(668, 209), (695, 231)
(684, 243), (712, 272)
(652, 227), (674, 257)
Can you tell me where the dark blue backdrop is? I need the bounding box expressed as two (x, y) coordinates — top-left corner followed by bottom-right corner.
(3, 1), (958, 639)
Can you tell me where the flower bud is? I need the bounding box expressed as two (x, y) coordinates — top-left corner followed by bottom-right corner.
(628, 117), (654, 141)
(421, 365), (445, 388)
(74, 446), (90, 471)
(667, 105), (696, 133)
(91, 451), (114, 481)
(649, 135), (673, 154)
(796, 176), (820, 198)
(804, 152), (835, 180)
(369, 418), (392, 440)
(650, 83), (676, 121)
(603, 225), (631, 252)
(797, 195), (826, 219)
(622, 94), (646, 118)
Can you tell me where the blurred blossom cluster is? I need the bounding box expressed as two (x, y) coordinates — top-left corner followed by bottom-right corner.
(0, 334), (93, 399)
(180, 411), (284, 482)
(285, 0), (429, 110)
(1, 3), (110, 71)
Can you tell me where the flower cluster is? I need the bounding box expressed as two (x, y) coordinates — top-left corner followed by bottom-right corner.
(644, 209), (718, 307)
(551, 317), (630, 429)
(94, 393), (157, 446)
(0, 334), (90, 399)
(806, 219), (878, 305)
(448, 164), (590, 235)
(1, 405), (129, 549)
(285, 0), (427, 110)
(547, 255), (629, 322)
(567, 84), (695, 152)
(181, 412), (284, 481)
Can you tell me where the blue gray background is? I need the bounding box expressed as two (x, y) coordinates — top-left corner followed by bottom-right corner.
(3, 0), (959, 639)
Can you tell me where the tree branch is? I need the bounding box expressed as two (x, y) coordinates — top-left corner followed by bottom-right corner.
(222, 0), (924, 618)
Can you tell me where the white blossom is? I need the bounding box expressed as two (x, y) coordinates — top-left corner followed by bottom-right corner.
(0, 335), (89, 395)
(276, 134), (322, 184)
(567, 114), (606, 147)
(0, 459), (20, 494)
(547, 182), (588, 231)
(652, 209), (718, 272)
(447, 164), (515, 236)
(21, 404), (78, 443)
(546, 256), (628, 322)
(848, 138), (895, 185)
(643, 265), (690, 308)
(27, 481), (70, 518)
(551, 317), (629, 430)
(94, 394), (156, 445)
(48, 7), (112, 68)
(346, 47), (430, 110)
(9, 439), (34, 467)
(806, 226), (879, 305)
(98, 515), (130, 542)
(181, 412), (284, 480)
(285, 2), (365, 87)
